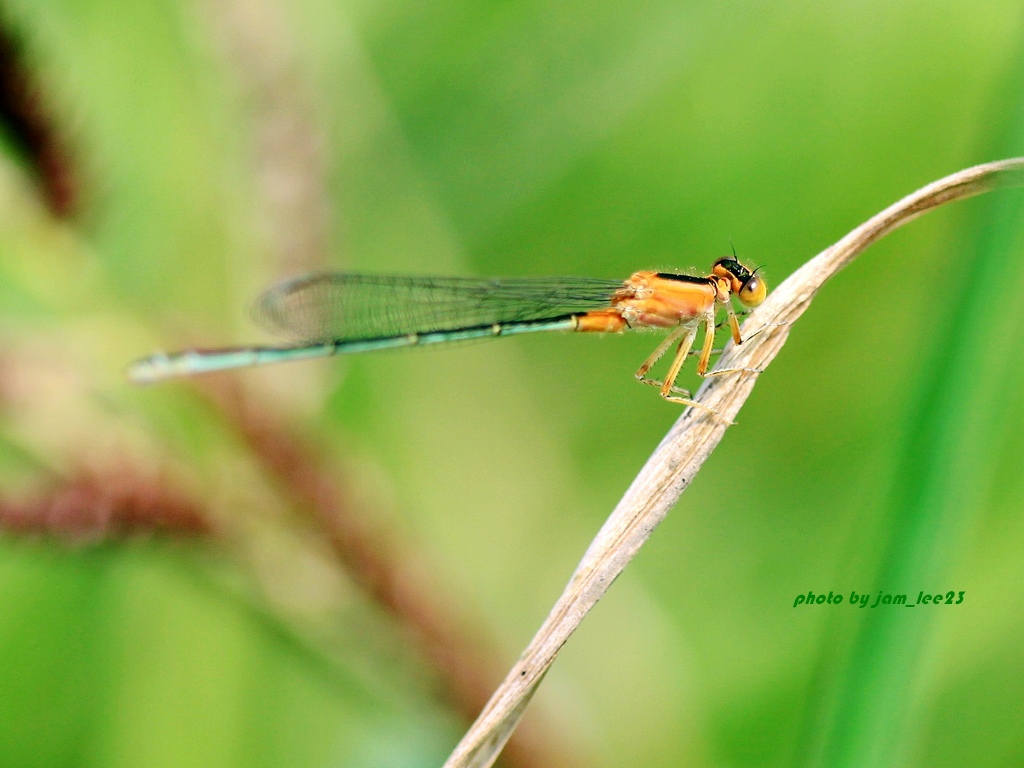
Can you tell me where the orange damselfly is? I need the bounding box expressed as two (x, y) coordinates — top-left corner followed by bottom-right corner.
(127, 257), (767, 409)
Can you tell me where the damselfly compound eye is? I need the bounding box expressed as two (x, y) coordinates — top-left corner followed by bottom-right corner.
(738, 275), (767, 307)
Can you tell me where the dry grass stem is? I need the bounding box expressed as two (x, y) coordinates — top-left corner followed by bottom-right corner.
(442, 158), (1024, 768)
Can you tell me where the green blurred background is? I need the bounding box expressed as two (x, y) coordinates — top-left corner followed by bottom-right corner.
(1, 1), (1023, 766)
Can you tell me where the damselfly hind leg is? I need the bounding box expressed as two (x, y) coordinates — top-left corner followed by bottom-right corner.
(631, 318), (722, 417)
(636, 343), (724, 394)
(669, 314), (735, 420)
(634, 322), (727, 420)
(634, 325), (687, 392)
(659, 324), (698, 399)
(634, 330), (701, 400)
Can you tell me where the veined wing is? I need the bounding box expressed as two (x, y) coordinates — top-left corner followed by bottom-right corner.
(253, 272), (625, 342)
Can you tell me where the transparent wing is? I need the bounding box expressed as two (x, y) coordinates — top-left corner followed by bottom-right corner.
(253, 273), (625, 341)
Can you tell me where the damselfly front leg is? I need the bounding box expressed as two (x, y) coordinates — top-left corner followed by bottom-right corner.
(702, 320), (788, 378)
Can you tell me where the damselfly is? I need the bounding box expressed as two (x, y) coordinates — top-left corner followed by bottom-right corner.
(127, 258), (767, 408)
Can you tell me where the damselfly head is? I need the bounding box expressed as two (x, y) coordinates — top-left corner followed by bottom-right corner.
(711, 257), (767, 308)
